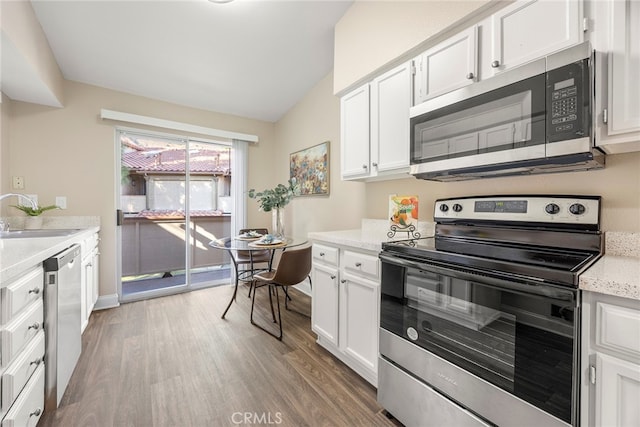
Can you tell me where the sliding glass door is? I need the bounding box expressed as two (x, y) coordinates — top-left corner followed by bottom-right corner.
(117, 129), (232, 302)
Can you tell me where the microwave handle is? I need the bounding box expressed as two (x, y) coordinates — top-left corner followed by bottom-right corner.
(379, 253), (574, 301)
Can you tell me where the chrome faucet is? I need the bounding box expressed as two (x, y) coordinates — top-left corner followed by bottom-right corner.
(0, 193), (38, 231)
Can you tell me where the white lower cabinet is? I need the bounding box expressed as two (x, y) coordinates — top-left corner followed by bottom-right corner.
(81, 232), (100, 333)
(311, 263), (340, 346)
(339, 271), (379, 375)
(0, 266), (45, 424)
(311, 243), (380, 386)
(581, 291), (640, 426)
(1, 364), (44, 427)
(595, 352), (640, 426)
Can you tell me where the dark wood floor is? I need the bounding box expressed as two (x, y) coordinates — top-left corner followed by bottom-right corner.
(39, 283), (400, 426)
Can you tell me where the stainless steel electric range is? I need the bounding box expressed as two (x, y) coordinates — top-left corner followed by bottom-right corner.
(378, 195), (602, 427)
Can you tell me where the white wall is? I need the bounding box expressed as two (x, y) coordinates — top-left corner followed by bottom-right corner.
(0, 0), (64, 105)
(333, 0), (496, 94)
(274, 72), (366, 237)
(0, 94), (10, 195)
(7, 79), (278, 301)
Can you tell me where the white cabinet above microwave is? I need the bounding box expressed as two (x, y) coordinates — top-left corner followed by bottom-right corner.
(483, 0), (584, 77)
(413, 26), (478, 105)
(412, 0), (585, 108)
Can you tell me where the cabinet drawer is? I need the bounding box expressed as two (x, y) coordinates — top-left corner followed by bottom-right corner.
(1, 331), (44, 413)
(596, 301), (640, 359)
(1, 300), (43, 369)
(81, 233), (99, 259)
(313, 244), (339, 266)
(342, 250), (379, 280)
(1, 364), (44, 427)
(1, 267), (43, 325)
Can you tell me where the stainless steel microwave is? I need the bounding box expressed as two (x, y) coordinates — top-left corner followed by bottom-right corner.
(409, 41), (605, 181)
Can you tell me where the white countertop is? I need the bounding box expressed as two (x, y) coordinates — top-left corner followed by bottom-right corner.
(580, 255), (640, 300)
(308, 219), (435, 252)
(0, 222), (100, 285)
(579, 232), (640, 301)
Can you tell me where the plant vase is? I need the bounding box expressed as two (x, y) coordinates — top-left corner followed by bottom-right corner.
(24, 216), (43, 230)
(272, 207), (285, 239)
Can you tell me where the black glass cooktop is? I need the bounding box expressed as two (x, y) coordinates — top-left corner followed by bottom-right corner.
(382, 236), (601, 287)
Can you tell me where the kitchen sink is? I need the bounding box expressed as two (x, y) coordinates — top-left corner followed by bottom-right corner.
(0, 229), (81, 239)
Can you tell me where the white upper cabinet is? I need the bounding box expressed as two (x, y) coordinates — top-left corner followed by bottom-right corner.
(487, 0), (584, 75)
(370, 61), (412, 174)
(340, 84), (370, 180)
(415, 0), (584, 101)
(414, 26), (478, 104)
(590, 0), (640, 153)
(341, 61), (412, 182)
(608, 0), (640, 136)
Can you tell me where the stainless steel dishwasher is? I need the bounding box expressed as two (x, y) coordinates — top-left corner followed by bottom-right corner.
(44, 244), (82, 410)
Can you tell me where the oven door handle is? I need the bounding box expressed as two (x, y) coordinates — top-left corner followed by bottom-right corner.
(380, 253), (575, 301)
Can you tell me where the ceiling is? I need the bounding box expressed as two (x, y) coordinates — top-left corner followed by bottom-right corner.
(28, 0), (353, 122)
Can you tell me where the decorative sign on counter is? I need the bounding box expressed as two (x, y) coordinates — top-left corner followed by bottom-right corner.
(388, 195), (420, 239)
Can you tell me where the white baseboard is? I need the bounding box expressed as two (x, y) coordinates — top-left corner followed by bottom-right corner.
(94, 293), (120, 310)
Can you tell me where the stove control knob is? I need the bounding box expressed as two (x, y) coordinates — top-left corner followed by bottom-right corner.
(569, 203), (586, 215)
(545, 203), (560, 215)
(439, 204), (449, 212)
(452, 203), (463, 212)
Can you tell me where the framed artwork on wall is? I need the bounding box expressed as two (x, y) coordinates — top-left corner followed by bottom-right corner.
(289, 141), (330, 196)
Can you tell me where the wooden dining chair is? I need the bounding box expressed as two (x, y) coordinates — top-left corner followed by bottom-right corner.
(236, 228), (273, 294)
(250, 245), (312, 340)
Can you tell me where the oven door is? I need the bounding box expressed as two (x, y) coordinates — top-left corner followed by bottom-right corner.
(379, 252), (579, 426)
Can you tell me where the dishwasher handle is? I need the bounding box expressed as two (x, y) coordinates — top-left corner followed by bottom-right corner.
(44, 244), (81, 272)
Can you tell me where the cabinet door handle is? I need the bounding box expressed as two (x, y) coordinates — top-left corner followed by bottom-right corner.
(28, 287), (40, 294)
(372, 162), (378, 167)
(28, 322), (41, 331)
(340, 279), (347, 284)
(30, 357), (42, 366)
(491, 60), (500, 68)
(319, 252), (325, 257)
(29, 408), (42, 417)
(362, 164), (368, 169)
(330, 275), (336, 280)
(355, 262), (362, 267)
(466, 72), (474, 80)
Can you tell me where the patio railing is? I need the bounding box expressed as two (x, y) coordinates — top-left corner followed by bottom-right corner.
(121, 214), (231, 277)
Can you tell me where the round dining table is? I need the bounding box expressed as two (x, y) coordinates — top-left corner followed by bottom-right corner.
(208, 235), (309, 319)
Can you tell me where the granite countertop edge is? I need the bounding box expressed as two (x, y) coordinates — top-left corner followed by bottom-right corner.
(579, 254), (640, 301)
(1, 225), (100, 285)
(308, 229), (388, 252)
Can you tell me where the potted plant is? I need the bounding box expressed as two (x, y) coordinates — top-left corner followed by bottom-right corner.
(248, 178), (298, 238)
(13, 203), (59, 229)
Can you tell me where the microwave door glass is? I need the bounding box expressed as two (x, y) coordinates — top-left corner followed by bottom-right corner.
(411, 74), (546, 164)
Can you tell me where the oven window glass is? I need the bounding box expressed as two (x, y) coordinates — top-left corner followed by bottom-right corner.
(381, 263), (576, 424)
(410, 74), (546, 164)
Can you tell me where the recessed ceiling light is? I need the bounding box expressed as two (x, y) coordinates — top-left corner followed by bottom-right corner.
(208, 0), (234, 3)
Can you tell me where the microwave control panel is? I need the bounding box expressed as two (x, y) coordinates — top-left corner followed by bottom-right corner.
(547, 59), (590, 142)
